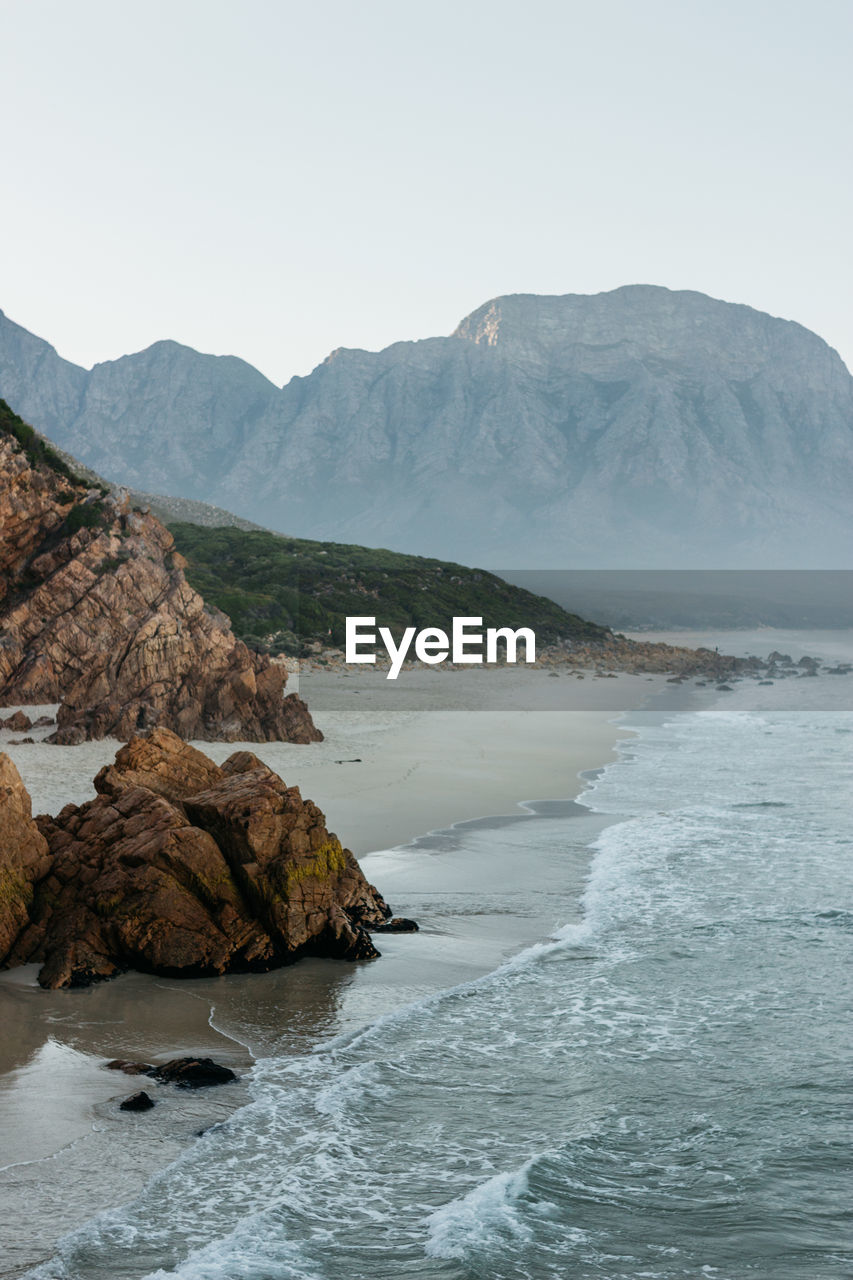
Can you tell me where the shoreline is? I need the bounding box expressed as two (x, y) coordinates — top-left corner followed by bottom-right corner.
(0, 672), (664, 1278)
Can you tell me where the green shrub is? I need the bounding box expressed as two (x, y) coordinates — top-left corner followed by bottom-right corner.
(65, 499), (108, 534)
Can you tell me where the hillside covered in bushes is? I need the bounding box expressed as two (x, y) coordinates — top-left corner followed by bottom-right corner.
(168, 523), (610, 656)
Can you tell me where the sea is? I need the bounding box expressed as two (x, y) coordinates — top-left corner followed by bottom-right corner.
(10, 631), (853, 1280)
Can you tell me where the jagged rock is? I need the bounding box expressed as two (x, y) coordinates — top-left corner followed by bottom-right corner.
(0, 753), (51, 959)
(107, 1060), (154, 1076)
(3, 734), (402, 988)
(9, 784), (278, 988)
(182, 758), (388, 961)
(120, 1091), (155, 1112)
(94, 728), (225, 806)
(148, 1058), (237, 1088)
(0, 417), (321, 745)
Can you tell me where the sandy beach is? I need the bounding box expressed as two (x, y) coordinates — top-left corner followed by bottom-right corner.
(0, 669), (663, 1277)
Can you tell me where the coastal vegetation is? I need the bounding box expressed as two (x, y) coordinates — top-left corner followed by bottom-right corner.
(167, 522), (610, 656)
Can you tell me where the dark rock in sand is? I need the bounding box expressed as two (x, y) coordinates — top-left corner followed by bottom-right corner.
(148, 1057), (237, 1089)
(372, 917), (420, 933)
(106, 1060), (155, 1076)
(120, 1090), (155, 1112)
(108, 1056), (236, 1088)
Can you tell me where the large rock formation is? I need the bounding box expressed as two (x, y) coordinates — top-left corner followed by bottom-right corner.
(2, 730), (395, 989)
(0, 754), (51, 960)
(2, 287), (852, 567)
(0, 404), (320, 743)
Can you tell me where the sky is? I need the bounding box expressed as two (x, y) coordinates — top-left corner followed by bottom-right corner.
(1, 0), (851, 386)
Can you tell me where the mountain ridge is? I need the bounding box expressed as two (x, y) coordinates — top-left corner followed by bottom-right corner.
(2, 286), (851, 568)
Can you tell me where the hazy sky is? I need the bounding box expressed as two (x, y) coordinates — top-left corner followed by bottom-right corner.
(2, 0), (851, 385)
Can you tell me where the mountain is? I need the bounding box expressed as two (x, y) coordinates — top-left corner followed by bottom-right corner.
(2, 286), (852, 567)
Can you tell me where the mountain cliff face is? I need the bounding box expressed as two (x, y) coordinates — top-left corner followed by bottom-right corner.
(2, 287), (852, 567)
(0, 402), (320, 743)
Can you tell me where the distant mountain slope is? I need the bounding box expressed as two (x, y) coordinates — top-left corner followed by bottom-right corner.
(2, 287), (852, 567)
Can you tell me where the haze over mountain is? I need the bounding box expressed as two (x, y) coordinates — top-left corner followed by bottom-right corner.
(2, 286), (851, 567)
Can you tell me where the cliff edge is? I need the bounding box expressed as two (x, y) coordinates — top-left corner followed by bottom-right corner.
(0, 400), (320, 744)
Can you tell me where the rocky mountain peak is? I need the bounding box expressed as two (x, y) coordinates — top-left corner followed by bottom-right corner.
(452, 285), (848, 382)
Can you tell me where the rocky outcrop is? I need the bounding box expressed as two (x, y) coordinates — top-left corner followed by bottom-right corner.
(93, 728), (226, 805)
(1, 731), (398, 988)
(0, 754), (50, 960)
(0, 404), (320, 743)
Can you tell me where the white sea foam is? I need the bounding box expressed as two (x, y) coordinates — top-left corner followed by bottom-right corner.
(424, 1162), (538, 1258)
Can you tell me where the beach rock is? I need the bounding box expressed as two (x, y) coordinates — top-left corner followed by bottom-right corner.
(0, 753), (51, 963)
(372, 917), (419, 933)
(120, 1090), (155, 1111)
(148, 1057), (237, 1088)
(9, 783), (279, 988)
(4, 734), (405, 988)
(1, 711), (32, 731)
(106, 1060), (154, 1075)
(0, 421), (321, 744)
